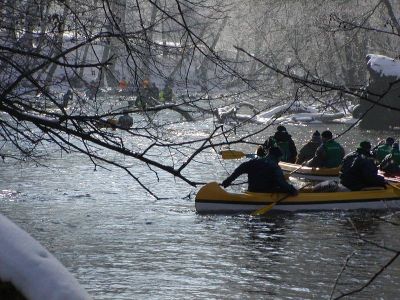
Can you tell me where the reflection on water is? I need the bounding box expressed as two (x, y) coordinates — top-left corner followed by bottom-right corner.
(1, 122), (400, 299)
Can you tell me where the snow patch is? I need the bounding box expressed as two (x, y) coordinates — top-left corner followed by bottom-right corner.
(0, 214), (90, 300)
(367, 54), (400, 78)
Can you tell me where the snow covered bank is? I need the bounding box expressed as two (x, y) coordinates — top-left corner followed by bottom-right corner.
(367, 54), (400, 79)
(0, 214), (90, 300)
(217, 102), (356, 126)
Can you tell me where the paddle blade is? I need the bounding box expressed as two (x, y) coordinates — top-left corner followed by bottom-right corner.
(388, 182), (400, 190)
(220, 150), (246, 159)
(251, 202), (276, 216)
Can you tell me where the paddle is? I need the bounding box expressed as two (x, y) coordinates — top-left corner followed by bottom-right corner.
(220, 149), (308, 179)
(387, 181), (400, 190)
(219, 149), (256, 160)
(251, 182), (312, 216)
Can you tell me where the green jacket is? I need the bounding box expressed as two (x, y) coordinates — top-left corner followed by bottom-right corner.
(308, 139), (345, 168)
(379, 149), (400, 173)
(323, 140), (344, 168)
(374, 144), (392, 162)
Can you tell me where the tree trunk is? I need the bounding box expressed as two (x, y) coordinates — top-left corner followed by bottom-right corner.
(142, 1), (159, 80)
(97, 0), (127, 88)
(198, 17), (228, 91)
(2, 0), (17, 41)
(44, 4), (68, 88)
(382, 0), (400, 35)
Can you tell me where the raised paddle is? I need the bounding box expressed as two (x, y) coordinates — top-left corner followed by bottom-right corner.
(219, 149), (308, 179)
(251, 182), (312, 216)
(219, 149), (256, 160)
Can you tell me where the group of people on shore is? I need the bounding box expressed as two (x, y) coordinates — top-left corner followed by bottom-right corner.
(92, 78), (174, 130)
(222, 125), (399, 194)
(117, 78), (174, 109)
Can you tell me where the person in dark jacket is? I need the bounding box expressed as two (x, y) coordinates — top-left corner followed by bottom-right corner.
(62, 89), (73, 108)
(373, 137), (395, 163)
(264, 125), (297, 163)
(307, 130), (345, 168)
(135, 79), (151, 108)
(379, 142), (400, 174)
(221, 146), (298, 195)
(118, 110), (133, 129)
(149, 82), (160, 101)
(296, 130), (322, 164)
(340, 141), (386, 191)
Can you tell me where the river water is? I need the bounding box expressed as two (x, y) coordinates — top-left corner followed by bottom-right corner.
(1, 115), (400, 299)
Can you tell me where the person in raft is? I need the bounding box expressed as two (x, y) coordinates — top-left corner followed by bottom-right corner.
(118, 110), (133, 129)
(340, 141), (386, 191)
(295, 130), (322, 164)
(264, 125), (297, 163)
(306, 130), (345, 168)
(221, 146), (298, 195)
(372, 136), (395, 163)
(379, 142), (400, 174)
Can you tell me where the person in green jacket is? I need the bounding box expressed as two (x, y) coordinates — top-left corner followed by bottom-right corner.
(379, 142), (400, 174)
(306, 130), (345, 168)
(373, 137), (394, 163)
(159, 80), (174, 102)
(264, 125), (297, 163)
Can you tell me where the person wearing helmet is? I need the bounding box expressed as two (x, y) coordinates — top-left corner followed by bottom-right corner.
(135, 79), (151, 108)
(295, 130), (322, 164)
(340, 141), (386, 191)
(221, 146), (298, 195)
(307, 130), (345, 168)
(379, 142), (400, 174)
(264, 125), (297, 163)
(118, 77), (128, 90)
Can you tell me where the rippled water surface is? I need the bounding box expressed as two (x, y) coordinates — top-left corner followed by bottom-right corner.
(1, 121), (400, 299)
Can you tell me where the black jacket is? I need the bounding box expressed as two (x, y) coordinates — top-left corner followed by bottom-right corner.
(222, 155), (297, 194)
(296, 140), (321, 164)
(340, 150), (386, 191)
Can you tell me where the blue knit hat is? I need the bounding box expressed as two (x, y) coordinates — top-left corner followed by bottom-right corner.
(312, 130), (320, 137)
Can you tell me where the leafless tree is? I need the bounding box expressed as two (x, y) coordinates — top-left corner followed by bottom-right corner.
(2, 1), (400, 298)
(0, 0), (241, 198)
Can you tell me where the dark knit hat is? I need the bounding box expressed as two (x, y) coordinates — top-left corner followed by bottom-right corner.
(268, 146), (283, 158)
(277, 125), (286, 132)
(321, 130), (332, 139)
(357, 141), (371, 151)
(386, 137), (395, 145)
(311, 130), (321, 142)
